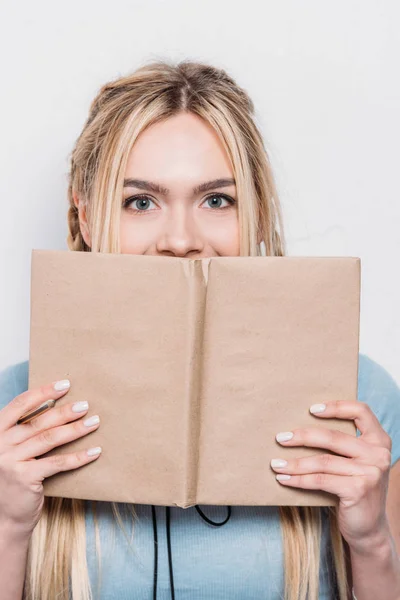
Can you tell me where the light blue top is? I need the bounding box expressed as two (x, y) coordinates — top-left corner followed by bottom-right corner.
(1, 354), (399, 599)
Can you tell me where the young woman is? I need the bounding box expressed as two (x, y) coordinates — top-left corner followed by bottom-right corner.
(0, 60), (399, 600)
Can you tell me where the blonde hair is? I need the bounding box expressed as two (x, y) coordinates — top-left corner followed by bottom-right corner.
(25, 59), (352, 600)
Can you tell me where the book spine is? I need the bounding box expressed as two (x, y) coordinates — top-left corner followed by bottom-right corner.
(181, 259), (209, 508)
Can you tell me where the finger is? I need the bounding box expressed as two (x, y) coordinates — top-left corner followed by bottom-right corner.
(309, 400), (391, 448)
(0, 379), (71, 432)
(274, 472), (355, 497)
(276, 426), (374, 460)
(30, 445), (102, 480)
(270, 453), (367, 476)
(6, 401), (90, 446)
(270, 453), (368, 477)
(274, 465), (381, 499)
(13, 415), (100, 461)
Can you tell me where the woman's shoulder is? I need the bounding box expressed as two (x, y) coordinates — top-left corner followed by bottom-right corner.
(358, 353), (400, 396)
(0, 359), (29, 409)
(358, 353), (400, 467)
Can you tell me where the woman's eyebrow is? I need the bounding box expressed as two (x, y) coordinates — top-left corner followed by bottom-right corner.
(123, 178), (236, 195)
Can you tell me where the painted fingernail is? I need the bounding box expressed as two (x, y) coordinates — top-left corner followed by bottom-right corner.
(276, 474), (291, 481)
(72, 401), (89, 413)
(53, 379), (70, 391)
(271, 459), (288, 468)
(87, 446), (102, 457)
(310, 403), (326, 414)
(83, 415), (100, 427)
(276, 431), (293, 443)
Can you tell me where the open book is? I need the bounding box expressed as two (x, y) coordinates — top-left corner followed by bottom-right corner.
(28, 249), (360, 507)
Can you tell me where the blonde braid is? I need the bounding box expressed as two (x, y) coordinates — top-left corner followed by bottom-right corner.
(66, 163), (91, 252)
(66, 202), (90, 252)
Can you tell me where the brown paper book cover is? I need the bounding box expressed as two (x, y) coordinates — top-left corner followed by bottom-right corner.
(27, 250), (360, 507)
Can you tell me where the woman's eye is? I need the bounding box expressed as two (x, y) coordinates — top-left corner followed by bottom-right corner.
(202, 194), (235, 209)
(123, 195), (157, 212)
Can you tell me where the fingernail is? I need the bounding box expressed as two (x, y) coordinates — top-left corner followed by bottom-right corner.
(271, 459), (288, 468)
(72, 401), (89, 413)
(276, 431), (293, 443)
(83, 415), (100, 427)
(276, 474), (291, 481)
(53, 379), (70, 391)
(310, 403), (326, 414)
(87, 446), (102, 457)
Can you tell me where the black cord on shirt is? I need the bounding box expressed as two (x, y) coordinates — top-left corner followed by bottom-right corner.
(166, 506), (175, 599)
(151, 505), (158, 600)
(194, 505), (232, 526)
(151, 504), (232, 599)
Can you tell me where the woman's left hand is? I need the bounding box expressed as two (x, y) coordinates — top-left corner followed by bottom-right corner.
(270, 400), (393, 550)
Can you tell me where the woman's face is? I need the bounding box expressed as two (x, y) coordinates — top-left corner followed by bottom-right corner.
(119, 112), (240, 257)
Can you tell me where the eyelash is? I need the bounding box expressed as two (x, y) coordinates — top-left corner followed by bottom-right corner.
(122, 193), (236, 214)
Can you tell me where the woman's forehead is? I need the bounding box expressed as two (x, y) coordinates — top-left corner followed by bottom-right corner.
(124, 113), (234, 188)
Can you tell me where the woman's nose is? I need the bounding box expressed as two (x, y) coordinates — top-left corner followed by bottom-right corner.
(155, 210), (204, 258)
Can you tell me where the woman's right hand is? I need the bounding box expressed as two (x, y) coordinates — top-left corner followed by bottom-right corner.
(0, 379), (101, 538)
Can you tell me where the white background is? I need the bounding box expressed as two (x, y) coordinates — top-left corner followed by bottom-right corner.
(0, 0), (399, 384)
